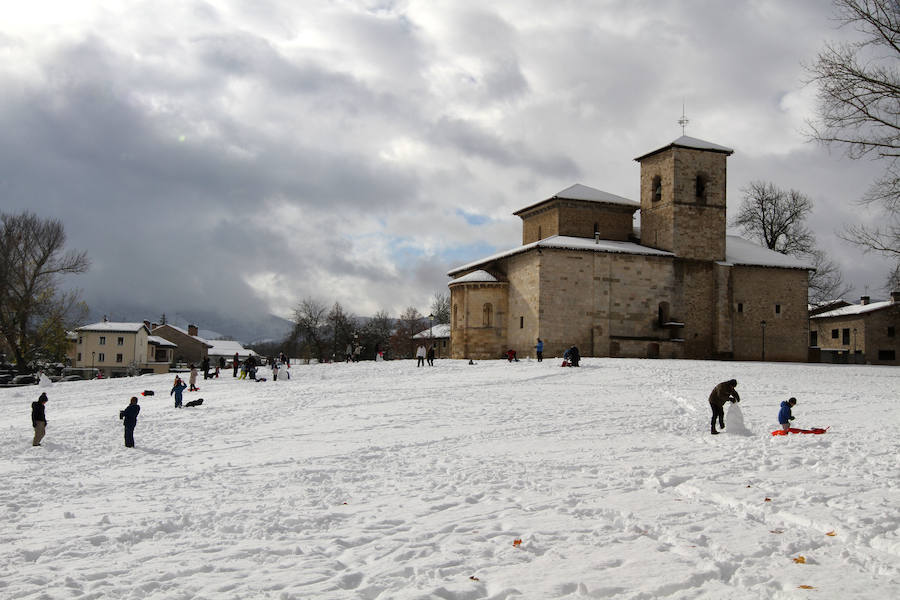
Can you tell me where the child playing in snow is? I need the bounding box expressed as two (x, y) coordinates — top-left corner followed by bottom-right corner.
(171, 377), (187, 408)
(778, 397), (797, 432)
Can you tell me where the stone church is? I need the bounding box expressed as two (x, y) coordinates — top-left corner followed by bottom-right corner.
(447, 136), (811, 362)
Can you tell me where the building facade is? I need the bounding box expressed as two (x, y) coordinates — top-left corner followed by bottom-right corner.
(150, 323), (212, 366)
(73, 322), (172, 376)
(809, 293), (900, 365)
(448, 136), (812, 362)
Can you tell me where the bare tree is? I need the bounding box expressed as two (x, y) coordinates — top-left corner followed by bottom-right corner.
(360, 309), (394, 359)
(327, 301), (356, 361)
(429, 291), (450, 324)
(807, 0), (900, 275)
(390, 306), (424, 358)
(732, 182), (851, 302)
(0, 212), (90, 371)
(291, 297), (328, 362)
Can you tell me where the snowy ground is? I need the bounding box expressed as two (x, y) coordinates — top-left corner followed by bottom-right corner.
(1, 358), (898, 599)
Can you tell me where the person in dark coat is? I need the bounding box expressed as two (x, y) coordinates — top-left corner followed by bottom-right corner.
(778, 397), (797, 432)
(233, 352), (239, 377)
(563, 346), (580, 367)
(31, 392), (48, 446)
(202, 356), (211, 380)
(171, 376), (187, 408)
(708, 379), (740, 435)
(427, 345), (435, 366)
(120, 396), (141, 448)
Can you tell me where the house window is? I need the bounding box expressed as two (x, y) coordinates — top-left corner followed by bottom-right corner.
(98, 353), (105, 362)
(831, 329), (839, 339)
(889, 326), (895, 338)
(878, 350), (896, 361)
(77, 353), (82, 361)
(99, 336), (106, 345)
(652, 175), (662, 202)
(482, 303), (493, 327)
(520, 316), (524, 329)
(810, 331), (818, 346)
(695, 173), (708, 204)
(842, 328), (850, 345)
(775, 304), (781, 315)
(116, 353), (123, 363)
(117, 337), (124, 346)
(78, 336), (83, 345)
(737, 303), (743, 313)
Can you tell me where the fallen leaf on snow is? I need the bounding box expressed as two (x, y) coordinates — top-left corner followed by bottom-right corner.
(793, 556), (806, 564)
(765, 498), (772, 502)
(469, 576), (480, 581)
(826, 530), (836, 536)
(798, 585), (815, 589)
(770, 529), (784, 534)
(512, 539), (523, 547)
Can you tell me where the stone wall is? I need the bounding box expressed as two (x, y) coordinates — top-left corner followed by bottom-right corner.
(811, 304), (899, 365)
(671, 148), (727, 261)
(449, 281), (509, 359)
(731, 266), (808, 362)
(638, 152), (675, 252)
(520, 201), (635, 245)
(520, 207), (557, 244)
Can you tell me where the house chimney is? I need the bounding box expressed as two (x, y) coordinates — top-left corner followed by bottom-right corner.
(143, 320), (151, 329)
(860, 296), (870, 305)
(188, 324), (198, 337)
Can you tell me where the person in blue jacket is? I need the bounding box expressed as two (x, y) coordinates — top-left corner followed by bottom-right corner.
(778, 397), (797, 432)
(535, 338), (544, 362)
(119, 396), (141, 447)
(171, 376), (187, 408)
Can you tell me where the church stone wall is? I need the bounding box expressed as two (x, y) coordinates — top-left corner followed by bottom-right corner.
(521, 209), (557, 244)
(533, 250), (598, 358)
(638, 152), (676, 252)
(671, 148), (727, 261)
(449, 282), (509, 359)
(673, 260), (717, 358)
(505, 253), (541, 357)
(731, 266), (808, 362)
(556, 202), (634, 241)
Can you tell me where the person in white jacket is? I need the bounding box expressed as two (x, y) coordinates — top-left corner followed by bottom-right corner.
(415, 345), (426, 367)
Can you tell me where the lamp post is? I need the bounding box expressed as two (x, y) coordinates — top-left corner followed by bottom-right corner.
(760, 320), (767, 362)
(853, 328), (858, 361)
(427, 313), (434, 357)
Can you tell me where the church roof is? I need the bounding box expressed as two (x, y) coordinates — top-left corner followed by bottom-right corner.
(723, 236), (815, 270)
(514, 184), (638, 216)
(449, 269), (502, 284)
(448, 235), (673, 276)
(634, 135), (734, 161)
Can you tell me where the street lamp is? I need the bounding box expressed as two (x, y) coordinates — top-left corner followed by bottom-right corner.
(760, 320), (767, 362)
(428, 313), (435, 358)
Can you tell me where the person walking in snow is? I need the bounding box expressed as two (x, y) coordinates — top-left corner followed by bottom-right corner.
(426, 345), (435, 366)
(708, 379), (740, 435)
(778, 397), (797, 432)
(272, 361), (279, 381)
(189, 364), (199, 391)
(31, 392), (48, 446)
(120, 396), (141, 448)
(232, 352), (239, 377)
(535, 338), (544, 362)
(346, 343), (353, 362)
(171, 376), (187, 408)
(416, 344), (426, 367)
(202, 356), (211, 380)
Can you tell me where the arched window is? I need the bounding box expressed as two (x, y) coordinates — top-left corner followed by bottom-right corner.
(652, 175), (662, 202)
(658, 301), (670, 327)
(695, 173), (708, 204)
(482, 303), (493, 327)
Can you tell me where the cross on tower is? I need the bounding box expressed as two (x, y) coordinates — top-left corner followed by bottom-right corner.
(678, 103), (689, 135)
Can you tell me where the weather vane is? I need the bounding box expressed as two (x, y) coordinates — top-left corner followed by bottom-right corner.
(678, 102), (689, 135)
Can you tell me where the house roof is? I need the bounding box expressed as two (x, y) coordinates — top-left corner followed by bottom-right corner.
(148, 335), (177, 347)
(514, 184), (639, 216)
(207, 339), (257, 357)
(413, 324), (451, 339)
(77, 322), (149, 333)
(153, 324), (214, 347)
(634, 135), (735, 161)
(810, 299), (896, 319)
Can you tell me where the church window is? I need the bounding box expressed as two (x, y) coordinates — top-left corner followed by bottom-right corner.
(888, 326), (895, 337)
(774, 304), (781, 315)
(520, 316), (524, 329)
(737, 303), (744, 313)
(695, 173), (708, 204)
(452, 304), (457, 329)
(652, 176), (662, 202)
(482, 303), (493, 327)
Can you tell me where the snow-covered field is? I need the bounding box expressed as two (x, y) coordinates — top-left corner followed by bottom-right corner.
(1, 358), (898, 599)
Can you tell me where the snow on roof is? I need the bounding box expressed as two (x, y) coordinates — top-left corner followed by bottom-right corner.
(810, 299), (895, 319)
(156, 324), (213, 346)
(207, 339), (257, 356)
(635, 135), (734, 161)
(448, 235), (673, 276)
(449, 269), (500, 284)
(515, 183), (639, 215)
(723, 236), (815, 270)
(77, 322), (148, 333)
(148, 335), (176, 347)
(413, 324), (451, 339)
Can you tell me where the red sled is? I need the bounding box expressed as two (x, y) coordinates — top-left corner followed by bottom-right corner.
(560, 360), (570, 367)
(772, 426), (830, 436)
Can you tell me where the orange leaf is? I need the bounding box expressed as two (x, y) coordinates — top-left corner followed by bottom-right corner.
(765, 498), (772, 502)
(826, 530), (836, 536)
(512, 539), (523, 547)
(793, 556), (806, 564)
(770, 529), (784, 534)
(798, 585), (815, 589)
(469, 576), (480, 581)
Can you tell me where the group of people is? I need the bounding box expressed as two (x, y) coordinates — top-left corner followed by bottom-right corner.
(415, 344), (436, 367)
(707, 379), (799, 435)
(31, 393), (141, 448)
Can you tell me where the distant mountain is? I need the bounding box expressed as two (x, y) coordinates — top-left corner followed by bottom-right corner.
(85, 306), (294, 345)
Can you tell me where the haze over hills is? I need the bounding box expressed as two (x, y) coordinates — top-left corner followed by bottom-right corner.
(84, 306), (294, 345)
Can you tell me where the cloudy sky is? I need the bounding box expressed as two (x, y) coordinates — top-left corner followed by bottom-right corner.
(1, 0), (894, 323)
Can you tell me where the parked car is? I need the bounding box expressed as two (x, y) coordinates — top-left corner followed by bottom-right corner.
(0, 374), (12, 384)
(11, 375), (37, 385)
(59, 375), (84, 382)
